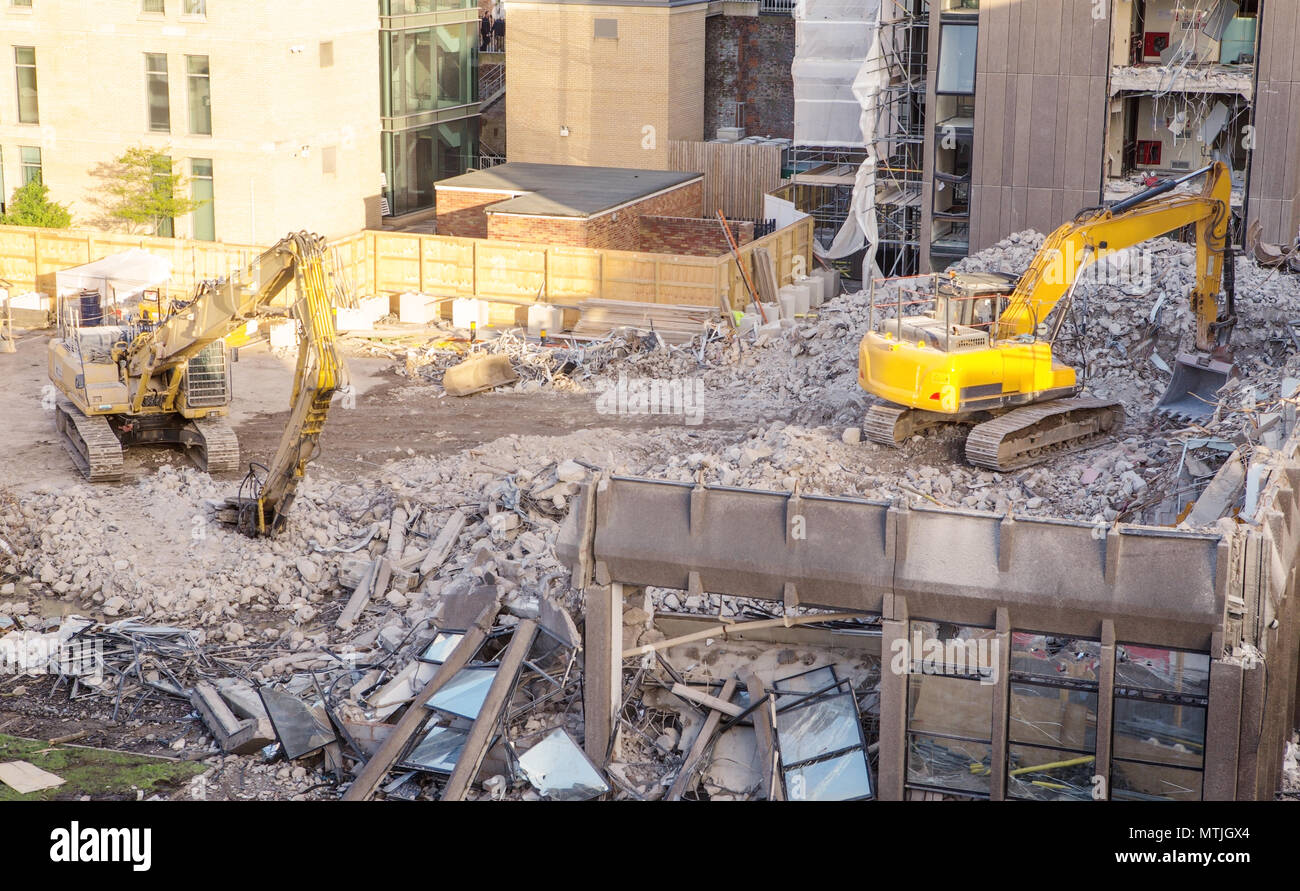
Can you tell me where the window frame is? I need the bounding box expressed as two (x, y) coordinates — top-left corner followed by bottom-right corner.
(145, 52), (171, 133)
(185, 54), (212, 135)
(14, 45), (38, 124)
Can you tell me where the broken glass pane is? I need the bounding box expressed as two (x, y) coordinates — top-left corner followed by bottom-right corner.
(400, 722), (469, 774)
(906, 733), (992, 795)
(774, 665), (837, 694)
(258, 686), (336, 760)
(425, 666), (497, 719)
(775, 691), (860, 764)
(516, 728), (609, 801)
(907, 673), (994, 738)
(419, 632), (463, 665)
(784, 751), (872, 801)
(1112, 699), (1205, 768)
(1115, 646), (1210, 696)
(1009, 682), (1097, 750)
(1005, 743), (1096, 801)
(1010, 633), (1101, 682)
(1111, 759), (1203, 801)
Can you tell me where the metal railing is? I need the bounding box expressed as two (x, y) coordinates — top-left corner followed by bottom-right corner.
(479, 62), (505, 106)
(478, 146), (506, 169)
(759, 0), (796, 14)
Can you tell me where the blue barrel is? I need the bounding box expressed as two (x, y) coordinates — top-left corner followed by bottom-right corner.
(79, 290), (103, 327)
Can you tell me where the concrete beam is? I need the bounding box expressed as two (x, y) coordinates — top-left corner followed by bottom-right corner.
(583, 582), (623, 767)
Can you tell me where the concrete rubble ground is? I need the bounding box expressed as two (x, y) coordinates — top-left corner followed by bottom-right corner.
(4, 231), (1300, 800)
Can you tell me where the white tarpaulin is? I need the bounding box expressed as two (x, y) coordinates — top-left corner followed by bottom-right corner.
(55, 249), (171, 305)
(792, 0), (880, 146)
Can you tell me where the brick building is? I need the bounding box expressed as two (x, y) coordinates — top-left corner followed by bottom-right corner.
(435, 161), (751, 253)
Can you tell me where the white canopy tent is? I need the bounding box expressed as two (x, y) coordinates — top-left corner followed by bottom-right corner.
(55, 249), (172, 306)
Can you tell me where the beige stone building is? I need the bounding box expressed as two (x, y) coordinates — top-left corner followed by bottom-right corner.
(0, 0), (383, 245)
(504, 0), (706, 169)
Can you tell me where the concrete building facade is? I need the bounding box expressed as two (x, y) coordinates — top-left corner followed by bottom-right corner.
(0, 0), (385, 245)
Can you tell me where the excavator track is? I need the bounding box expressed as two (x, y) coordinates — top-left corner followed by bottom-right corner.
(863, 403), (954, 447)
(964, 397), (1125, 471)
(55, 399), (123, 482)
(190, 417), (240, 474)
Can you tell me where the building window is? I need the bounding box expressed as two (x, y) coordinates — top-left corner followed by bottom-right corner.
(593, 18), (617, 39)
(321, 145), (337, 176)
(904, 621), (997, 797)
(1110, 645), (1209, 801)
(319, 40), (334, 68)
(1005, 633), (1100, 801)
(0, 148), (6, 214)
(142, 0), (164, 12)
(186, 54), (211, 135)
(382, 21), (475, 118)
(145, 53), (170, 132)
(183, 0), (205, 14)
(936, 22), (977, 94)
(14, 46), (38, 123)
(191, 158), (214, 241)
(20, 145), (40, 185)
(11, 1), (33, 8)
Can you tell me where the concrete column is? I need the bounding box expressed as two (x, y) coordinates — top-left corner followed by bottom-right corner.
(583, 581), (624, 767)
(1204, 657), (1243, 800)
(1235, 657), (1266, 800)
(878, 593), (909, 801)
(988, 607), (1011, 801)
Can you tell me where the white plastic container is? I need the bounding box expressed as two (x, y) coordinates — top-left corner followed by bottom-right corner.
(778, 283), (811, 318)
(398, 292), (435, 325)
(452, 297), (491, 331)
(527, 304), (563, 337)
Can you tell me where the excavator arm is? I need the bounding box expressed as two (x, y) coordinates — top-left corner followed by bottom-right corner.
(226, 234), (346, 536)
(996, 161), (1234, 352)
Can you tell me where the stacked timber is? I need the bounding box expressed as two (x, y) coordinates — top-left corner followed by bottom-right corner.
(571, 299), (718, 345)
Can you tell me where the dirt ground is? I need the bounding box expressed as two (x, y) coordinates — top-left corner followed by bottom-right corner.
(0, 332), (769, 493)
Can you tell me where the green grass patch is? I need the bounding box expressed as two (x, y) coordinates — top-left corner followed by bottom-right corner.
(0, 733), (206, 801)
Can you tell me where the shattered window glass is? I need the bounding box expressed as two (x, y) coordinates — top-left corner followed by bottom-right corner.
(516, 728), (609, 801)
(907, 673), (994, 738)
(775, 692), (861, 764)
(1010, 633), (1101, 682)
(784, 751), (872, 801)
(418, 631), (464, 665)
(1112, 699), (1206, 769)
(906, 734), (992, 794)
(400, 722), (469, 774)
(425, 666), (497, 719)
(1115, 646), (1209, 697)
(774, 665), (838, 695)
(1006, 743), (1096, 801)
(258, 686), (336, 760)
(1111, 759), (1203, 802)
(1009, 683), (1098, 750)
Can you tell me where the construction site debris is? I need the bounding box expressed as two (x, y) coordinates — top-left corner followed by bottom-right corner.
(0, 760), (66, 794)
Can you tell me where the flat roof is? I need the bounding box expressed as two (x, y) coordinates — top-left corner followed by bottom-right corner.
(434, 162), (702, 218)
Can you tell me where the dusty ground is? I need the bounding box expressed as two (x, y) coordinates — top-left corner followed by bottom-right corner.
(0, 334), (769, 493)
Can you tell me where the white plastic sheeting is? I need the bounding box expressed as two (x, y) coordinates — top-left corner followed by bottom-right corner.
(55, 249), (172, 303)
(792, 0), (880, 147)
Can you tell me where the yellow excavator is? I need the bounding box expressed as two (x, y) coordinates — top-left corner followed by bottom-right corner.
(859, 161), (1237, 470)
(49, 231), (347, 535)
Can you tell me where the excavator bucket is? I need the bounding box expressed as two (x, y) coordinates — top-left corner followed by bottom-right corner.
(442, 353), (519, 397)
(1156, 352), (1235, 423)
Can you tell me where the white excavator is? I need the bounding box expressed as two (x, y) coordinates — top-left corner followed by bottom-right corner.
(48, 231), (347, 536)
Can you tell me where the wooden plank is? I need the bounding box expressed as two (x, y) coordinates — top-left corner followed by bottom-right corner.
(666, 677), (739, 800)
(671, 682), (745, 717)
(442, 618), (539, 800)
(342, 600), (502, 801)
(740, 669), (782, 801)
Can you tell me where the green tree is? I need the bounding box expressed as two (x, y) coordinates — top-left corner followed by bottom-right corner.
(0, 179), (73, 228)
(94, 146), (202, 237)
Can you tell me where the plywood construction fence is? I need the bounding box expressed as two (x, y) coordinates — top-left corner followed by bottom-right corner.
(0, 225), (267, 302)
(667, 140), (785, 222)
(0, 215), (813, 323)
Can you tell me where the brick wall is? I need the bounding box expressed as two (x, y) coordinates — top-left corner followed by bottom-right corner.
(436, 188), (519, 238)
(638, 215), (753, 255)
(486, 214), (591, 247)
(704, 14), (795, 141)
